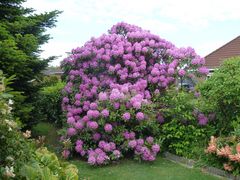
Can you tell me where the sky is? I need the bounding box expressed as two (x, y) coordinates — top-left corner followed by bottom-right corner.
(24, 0), (240, 66)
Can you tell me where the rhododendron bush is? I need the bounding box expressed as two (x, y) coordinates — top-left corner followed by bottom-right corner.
(61, 22), (208, 165)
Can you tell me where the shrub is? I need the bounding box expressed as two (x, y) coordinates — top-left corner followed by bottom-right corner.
(205, 124), (240, 175)
(157, 89), (216, 158)
(0, 72), (78, 179)
(40, 75), (61, 87)
(199, 57), (240, 134)
(32, 122), (56, 137)
(60, 22), (208, 165)
(20, 147), (79, 180)
(33, 81), (65, 126)
(0, 72), (35, 178)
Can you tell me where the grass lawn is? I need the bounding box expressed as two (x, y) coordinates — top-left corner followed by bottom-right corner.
(72, 157), (220, 180)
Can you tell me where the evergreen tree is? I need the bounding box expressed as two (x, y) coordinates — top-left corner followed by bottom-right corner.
(0, 0), (61, 124)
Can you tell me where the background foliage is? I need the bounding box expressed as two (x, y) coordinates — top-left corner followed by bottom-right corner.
(199, 57), (240, 135)
(0, 0), (61, 124)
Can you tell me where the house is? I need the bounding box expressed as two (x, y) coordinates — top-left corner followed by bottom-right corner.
(205, 36), (240, 74)
(42, 67), (63, 76)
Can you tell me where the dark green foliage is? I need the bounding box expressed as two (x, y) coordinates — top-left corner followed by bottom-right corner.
(156, 89), (215, 158)
(31, 122), (60, 152)
(31, 122), (56, 137)
(0, 0), (61, 124)
(199, 57), (240, 135)
(32, 81), (65, 126)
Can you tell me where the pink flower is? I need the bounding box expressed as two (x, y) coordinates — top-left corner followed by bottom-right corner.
(101, 109), (109, 117)
(122, 112), (131, 121)
(128, 140), (137, 148)
(123, 132), (130, 139)
(114, 102), (120, 109)
(96, 155), (106, 164)
(98, 140), (106, 149)
(103, 143), (111, 152)
(198, 66), (209, 75)
(129, 132), (135, 139)
(113, 150), (121, 158)
(87, 110), (100, 119)
(75, 93), (81, 100)
(99, 92), (108, 101)
(146, 136), (154, 144)
(157, 114), (164, 123)
(74, 122), (84, 130)
(87, 121), (99, 130)
(167, 68), (175, 75)
(109, 142), (116, 150)
(198, 113), (208, 126)
(136, 112), (144, 121)
(63, 97), (69, 103)
(67, 117), (75, 125)
(133, 101), (141, 109)
(178, 69), (186, 77)
(88, 156), (96, 165)
(152, 144), (160, 153)
(62, 149), (70, 159)
(93, 133), (101, 141)
(137, 139), (144, 146)
(67, 128), (77, 136)
(75, 144), (83, 153)
(76, 139), (83, 145)
(90, 102), (98, 110)
(104, 123), (113, 132)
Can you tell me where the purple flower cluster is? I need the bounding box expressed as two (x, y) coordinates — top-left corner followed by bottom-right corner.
(126, 136), (160, 161)
(198, 113), (209, 125)
(61, 22), (208, 165)
(75, 140), (86, 156)
(122, 112), (131, 121)
(87, 140), (121, 165)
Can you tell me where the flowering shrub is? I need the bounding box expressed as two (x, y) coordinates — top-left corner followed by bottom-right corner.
(205, 134), (240, 175)
(61, 22), (208, 165)
(0, 72), (35, 178)
(0, 71), (79, 179)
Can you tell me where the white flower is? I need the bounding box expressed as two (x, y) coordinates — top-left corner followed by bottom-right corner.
(8, 99), (14, 105)
(7, 106), (13, 113)
(5, 119), (17, 128)
(23, 130), (31, 138)
(4, 166), (15, 178)
(6, 156), (14, 162)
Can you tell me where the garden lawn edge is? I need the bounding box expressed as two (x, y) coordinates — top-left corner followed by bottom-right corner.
(163, 152), (240, 180)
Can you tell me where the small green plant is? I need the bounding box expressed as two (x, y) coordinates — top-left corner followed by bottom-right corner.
(20, 147), (79, 180)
